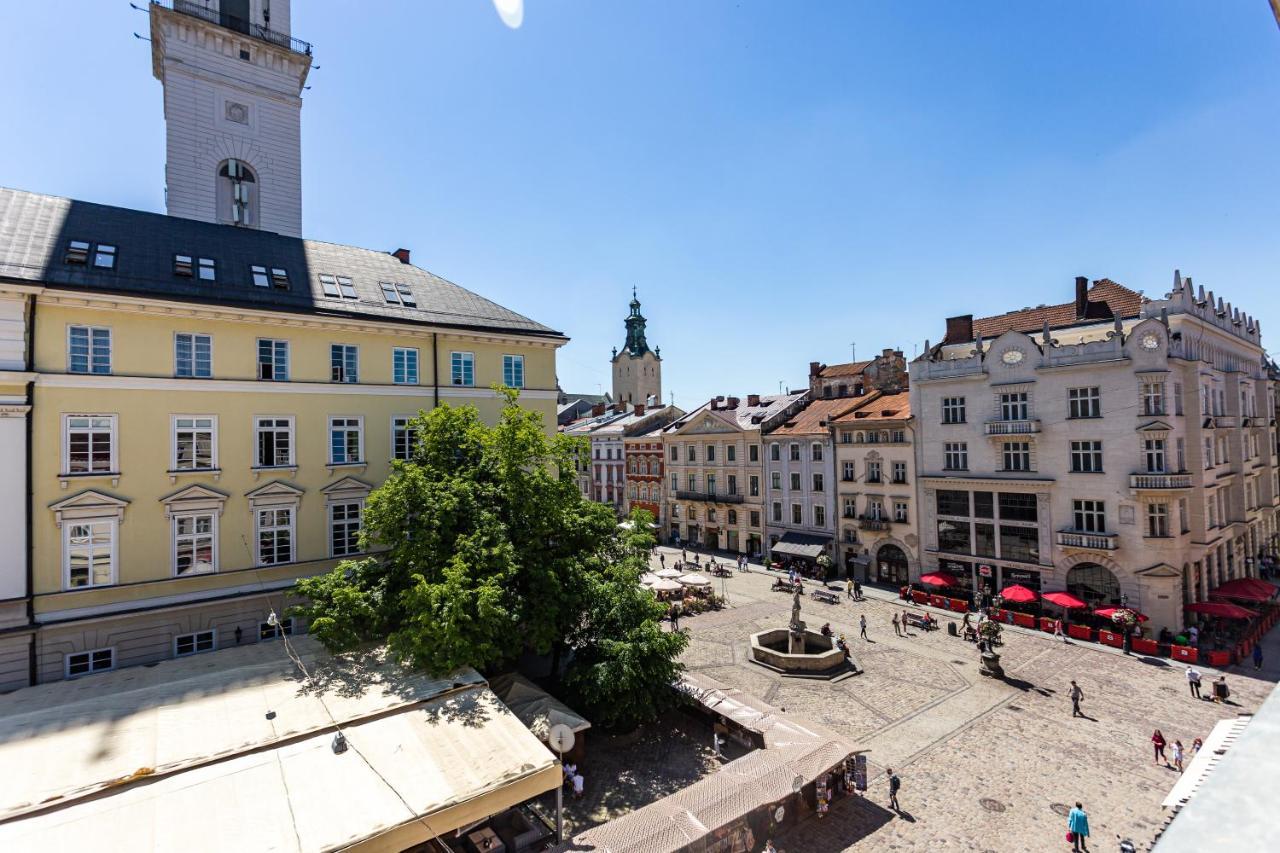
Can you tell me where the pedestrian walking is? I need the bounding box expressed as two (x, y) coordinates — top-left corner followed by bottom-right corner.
(659, 553), (665, 569)
(860, 614), (868, 641)
(1253, 643), (1263, 670)
(892, 612), (901, 637)
(854, 580), (862, 600)
(1151, 729), (1167, 765)
(1053, 617), (1065, 642)
(1070, 680), (1084, 718)
(1172, 740), (1184, 773)
(1186, 665), (1202, 699)
(1191, 737), (1203, 755)
(1066, 802), (1090, 852)
(886, 768), (900, 812)
(846, 578), (854, 600)
(682, 548), (687, 563)
(670, 601), (681, 631)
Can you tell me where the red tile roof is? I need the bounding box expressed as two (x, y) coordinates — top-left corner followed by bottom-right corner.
(970, 279), (1144, 339)
(816, 360), (872, 379)
(769, 397), (866, 436)
(831, 391), (911, 425)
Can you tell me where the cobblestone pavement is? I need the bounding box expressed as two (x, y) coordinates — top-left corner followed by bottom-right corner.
(653, 546), (1277, 852)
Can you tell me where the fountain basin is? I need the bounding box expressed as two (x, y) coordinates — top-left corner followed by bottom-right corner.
(749, 629), (848, 674)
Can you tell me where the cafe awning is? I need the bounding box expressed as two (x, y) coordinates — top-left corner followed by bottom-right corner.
(1042, 590), (1088, 609)
(1185, 601), (1259, 620)
(1211, 578), (1278, 603)
(919, 572), (959, 588)
(1000, 584), (1039, 603)
(770, 531), (830, 560)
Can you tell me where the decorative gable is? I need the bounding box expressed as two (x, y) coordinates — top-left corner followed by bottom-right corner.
(160, 484), (230, 518)
(320, 476), (374, 502)
(49, 489), (130, 529)
(244, 479), (305, 509)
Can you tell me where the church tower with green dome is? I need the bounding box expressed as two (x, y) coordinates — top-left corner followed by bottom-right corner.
(611, 288), (662, 406)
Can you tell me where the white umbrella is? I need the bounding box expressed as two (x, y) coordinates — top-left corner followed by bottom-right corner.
(656, 568), (683, 579)
(639, 573), (659, 586)
(679, 573), (712, 586)
(651, 578), (683, 592)
(618, 521), (635, 530)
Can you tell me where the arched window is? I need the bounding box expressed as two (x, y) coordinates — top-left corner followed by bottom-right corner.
(217, 159), (259, 227)
(1066, 563), (1121, 607)
(629, 483), (637, 499)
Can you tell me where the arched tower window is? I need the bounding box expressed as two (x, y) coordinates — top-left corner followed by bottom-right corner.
(217, 159), (259, 227)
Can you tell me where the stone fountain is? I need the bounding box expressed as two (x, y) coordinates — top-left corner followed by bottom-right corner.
(748, 588), (858, 677)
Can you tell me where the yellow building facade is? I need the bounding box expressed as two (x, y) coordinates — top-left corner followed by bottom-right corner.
(0, 188), (565, 688)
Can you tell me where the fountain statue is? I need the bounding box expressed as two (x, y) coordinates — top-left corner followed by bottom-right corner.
(789, 588), (806, 653)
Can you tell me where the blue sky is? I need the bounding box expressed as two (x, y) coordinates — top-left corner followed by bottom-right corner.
(3, 2), (1279, 407)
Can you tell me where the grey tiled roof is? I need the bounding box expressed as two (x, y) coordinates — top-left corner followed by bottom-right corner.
(0, 187), (563, 338)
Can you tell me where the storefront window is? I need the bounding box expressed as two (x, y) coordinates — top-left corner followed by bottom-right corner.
(937, 519), (970, 554)
(997, 493), (1037, 523)
(936, 490), (970, 517)
(999, 525), (1039, 563)
(973, 491), (994, 518)
(974, 522), (996, 557)
(1001, 566), (1042, 592)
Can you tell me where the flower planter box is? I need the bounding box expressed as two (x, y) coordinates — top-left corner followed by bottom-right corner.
(1039, 617), (1056, 633)
(1098, 630), (1125, 648)
(1067, 624), (1093, 641)
(1207, 650), (1234, 667)
(911, 591), (928, 605)
(1012, 612), (1036, 629)
(1170, 645), (1197, 663)
(1131, 638), (1159, 656)
(950, 598), (969, 613)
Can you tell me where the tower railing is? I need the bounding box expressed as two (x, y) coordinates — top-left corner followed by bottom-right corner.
(155, 0), (313, 56)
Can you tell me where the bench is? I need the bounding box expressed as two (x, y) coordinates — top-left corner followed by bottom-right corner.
(810, 589), (840, 604)
(903, 611), (937, 631)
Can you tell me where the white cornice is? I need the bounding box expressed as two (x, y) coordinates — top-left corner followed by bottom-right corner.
(36, 373), (559, 400)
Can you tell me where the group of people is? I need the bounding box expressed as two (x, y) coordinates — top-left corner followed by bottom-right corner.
(1150, 729), (1201, 774)
(1184, 666), (1232, 703)
(561, 762), (585, 799)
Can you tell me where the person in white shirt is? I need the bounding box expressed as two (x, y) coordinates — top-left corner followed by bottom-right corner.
(1185, 666), (1202, 699)
(572, 772), (585, 799)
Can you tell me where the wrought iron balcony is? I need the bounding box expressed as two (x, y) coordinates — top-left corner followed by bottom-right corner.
(1129, 472), (1192, 490)
(155, 0), (313, 55)
(984, 419), (1041, 436)
(675, 490), (744, 504)
(1056, 530), (1119, 551)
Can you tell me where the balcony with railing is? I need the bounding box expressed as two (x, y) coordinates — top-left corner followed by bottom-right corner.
(1056, 530), (1119, 551)
(675, 490), (744, 504)
(155, 0), (313, 55)
(984, 419), (1041, 436)
(858, 516), (890, 531)
(1129, 472), (1192, 490)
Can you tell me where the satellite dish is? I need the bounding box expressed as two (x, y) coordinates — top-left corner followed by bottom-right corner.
(549, 723), (575, 755)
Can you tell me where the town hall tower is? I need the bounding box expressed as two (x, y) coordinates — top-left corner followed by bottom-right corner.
(611, 289), (662, 405)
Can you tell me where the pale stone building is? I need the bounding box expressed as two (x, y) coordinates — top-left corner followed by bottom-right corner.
(663, 394), (805, 555)
(911, 275), (1280, 632)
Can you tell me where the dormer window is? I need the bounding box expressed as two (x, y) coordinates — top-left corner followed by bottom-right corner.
(198, 258), (216, 282)
(379, 282), (416, 307)
(93, 245), (116, 269)
(65, 241), (90, 265)
(251, 265), (270, 287)
(270, 268), (289, 289)
(320, 274), (358, 300)
(174, 255), (194, 277)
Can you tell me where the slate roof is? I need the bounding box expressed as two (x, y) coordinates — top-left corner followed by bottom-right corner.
(970, 279), (1142, 339)
(768, 397), (865, 436)
(815, 359), (871, 379)
(666, 393), (807, 434)
(0, 187), (563, 338)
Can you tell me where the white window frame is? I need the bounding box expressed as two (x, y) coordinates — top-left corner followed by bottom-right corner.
(251, 265), (270, 287)
(171, 415), (218, 471)
(942, 397), (966, 424)
(254, 415), (295, 468)
(1072, 499), (1106, 533)
(197, 257), (216, 281)
(391, 415), (417, 461)
(329, 500), (364, 557)
(330, 344), (359, 384)
(329, 416), (364, 465)
(451, 351), (475, 386)
(1070, 440), (1103, 473)
(67, 325), (112, 375)
(260, 617), (295, 641)
(172, 511), (218, 576)
(65, 647), (115, 679)
(174, 629), (217, 657)
(503, 354), (525, 389)
(62, 414), (118, 475)
(943, 442), (968, 471)
(63, 518), (117, 589)
(93, 244), (117, 269)
(257, 338), (290, 381)
(174, 332), (213, 378)
(999, 392), (1029, 422)
(255, 506), (295, 566)
(393, 347), (419, 385)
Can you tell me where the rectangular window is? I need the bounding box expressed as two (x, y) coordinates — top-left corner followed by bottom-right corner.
(813, 473), (824, 492)
(255, 416), (293, 467)
(892, 461), (907, 484)
(330, 501), (363, 557)
(271, 268), (289, 289)
(688, 446), (696, 462)
(260, 617), (295, 641)
(867, 461), (881, 483)
(66, 648), (114, 678)
(811, 444), (823, 461)
(392, 416), (418, 461)
(65, 520), (115, 589)
(1174, 383), (1183, 416)
(727, 474), (738, 495)
(93, 244), (117, 269)
(707, 474), (717, 495)
(379, 281), (416, 307)
(1144, 438), (1166, 473)
(1000, 392), (1029, 421)
(502, 354), (525, 388)
(999, 525), (1039, 563)
(392, 347), (419, 384)
(688, 474), (696, 491)
(331, 344), (359, 383)
(792, 503), (803, 525)
(790, 472), (801, 491)
(197, 257), (216, 281)
(451, 351), (475, 386)
(727, 445), (736, 462)
(256, 507), (294, 565)
(749, 444), (759, 462)
(329, 417), (363, 464)
(974, 522), (996, 556)
(671, 474), (678, 491)
(973, 491), (994, 518)
(937, 519), (970, 553)
(257, 339), (289, 381)
(749, 475), (759, 496)
(942, 397), (966, 424)
(943, 442), (968, 471)
(1141, 382), (1166, 416)
(1067, 387), (1101, 419)
(173, 416), (216, 470)
(1146, 503), (1169, 538)
(319, 274), (358, 299)
(894, 501), (908, 523)
(175, 630), (216, 657)
(750, 510), (760, 528)
(842, 461), (855, 481)
(936, 489), (969, 517)
(174, 254), (194, 276)
(1001, 441), (1031, 472)
(789, 444), (801, 462)
(174, 513), (216, 575)
(65, 240), (90, 264)
(773, 502), (783, 522)
(1069, 440), (1103, 473)
(771, 472), (781, 490)
(706, 445), (716, 462)
(997, 492), (1038, 523)
(1073, 499), (1106, 533)
(68, 325), (111, 374)
(670, 445), (678, 462)
(814, 505), (826, 527)
(843, 496), (857, 519)
(251, 265), (270, 287)
(175, 333), (213, 378)
(64, 415), (115, 474)
(770, 444), (781, 461)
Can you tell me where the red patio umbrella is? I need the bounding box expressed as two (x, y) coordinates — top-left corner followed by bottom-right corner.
(1094, 606), (1149, 622)
(1041, 590), (1088, 610)
(1185, 601), (1259, 620)
(918, 572), (959, 588)
(999, 584), (1038, 604)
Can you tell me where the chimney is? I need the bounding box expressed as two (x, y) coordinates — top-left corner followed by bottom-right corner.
(747, 394), (760, 407)
(634, 403), (646, 416)
(1075, 276), (1089, 319)
(391, 248), (411, 265)
(726, 396), (740, 409)
(709, 397), (719, 410)
(809, 361), (822, 377)
(591, 403), (606, 417)
(943, 315), (973, 344)
(614, 402), (626, 414)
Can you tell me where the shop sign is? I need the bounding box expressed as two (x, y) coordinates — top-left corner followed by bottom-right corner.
(978, 564), (993, 577)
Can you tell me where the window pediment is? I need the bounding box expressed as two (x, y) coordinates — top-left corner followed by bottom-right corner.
(321, 476), (374, 502)
(245, 479), (305, 509)
(1136, 420), (1174, 434)
(160, 484), (230, 518)
(49, 489), (129, 528)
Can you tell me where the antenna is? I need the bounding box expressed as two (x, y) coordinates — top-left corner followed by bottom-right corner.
(850, 342), (856, 362)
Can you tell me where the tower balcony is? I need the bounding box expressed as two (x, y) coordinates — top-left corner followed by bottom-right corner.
(155, 0), (313, 55)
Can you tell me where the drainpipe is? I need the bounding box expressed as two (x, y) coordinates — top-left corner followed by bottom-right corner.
(432, 332), (439, 409)
(24, 295), (36, 687)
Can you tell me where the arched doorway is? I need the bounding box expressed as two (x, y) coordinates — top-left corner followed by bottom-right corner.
(1066, 562), (1120, 607)
(875, 544), (909, 585)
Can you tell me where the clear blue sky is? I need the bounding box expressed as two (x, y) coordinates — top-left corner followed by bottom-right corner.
(3, 2), (1279, 407)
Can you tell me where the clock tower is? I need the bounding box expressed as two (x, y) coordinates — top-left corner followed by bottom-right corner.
(611, 289), (662, 406)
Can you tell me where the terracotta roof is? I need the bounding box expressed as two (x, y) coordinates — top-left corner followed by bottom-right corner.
(816, 360), (871, 379)
(769, 397), (865, 436)
(970, 279), (1143, 339)
(832, 391), (910, 425)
